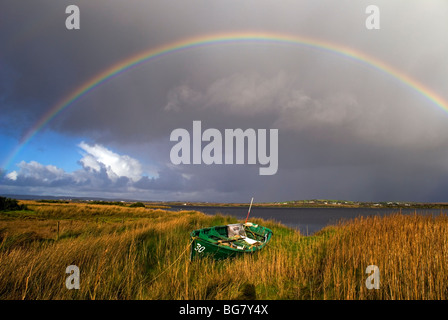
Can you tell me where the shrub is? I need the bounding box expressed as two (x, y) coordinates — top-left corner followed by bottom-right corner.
(0, 197), (28, 211)
(129, 202), (145, 208)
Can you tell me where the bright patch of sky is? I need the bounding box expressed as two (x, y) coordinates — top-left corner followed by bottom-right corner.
(1, 130), (86, 173)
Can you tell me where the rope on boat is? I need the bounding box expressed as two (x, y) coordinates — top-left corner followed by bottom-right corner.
(148, 237), (195, 285)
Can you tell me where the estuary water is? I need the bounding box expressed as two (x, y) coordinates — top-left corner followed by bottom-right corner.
(169, 205), (446, 235)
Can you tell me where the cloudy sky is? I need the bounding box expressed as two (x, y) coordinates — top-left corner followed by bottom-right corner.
(1, 0), (448, 202)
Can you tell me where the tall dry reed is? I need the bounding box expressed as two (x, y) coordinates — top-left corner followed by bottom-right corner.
(1, 203), (447, 300)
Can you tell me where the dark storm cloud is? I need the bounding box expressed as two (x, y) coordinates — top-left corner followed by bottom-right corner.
(1, 0), (448, 201)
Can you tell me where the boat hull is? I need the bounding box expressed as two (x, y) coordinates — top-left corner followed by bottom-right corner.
(190, 222), (273, 260)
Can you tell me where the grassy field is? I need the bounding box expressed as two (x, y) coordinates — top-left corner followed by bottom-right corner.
(1, 200), (447, 300)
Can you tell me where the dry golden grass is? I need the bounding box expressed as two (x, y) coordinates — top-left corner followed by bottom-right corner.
(320, 213), (448, 299)
(1, 202), (447, 300)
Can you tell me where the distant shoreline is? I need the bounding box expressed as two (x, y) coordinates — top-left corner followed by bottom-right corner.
(89, 200), (448, 210)
(157, 201), (448, 210)
(4, 194), (448, 210)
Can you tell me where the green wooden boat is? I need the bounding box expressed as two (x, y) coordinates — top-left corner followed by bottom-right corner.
(190, 222), (273, 260)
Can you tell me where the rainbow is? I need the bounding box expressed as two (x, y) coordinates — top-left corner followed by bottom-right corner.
(3, 31), (448, 171)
